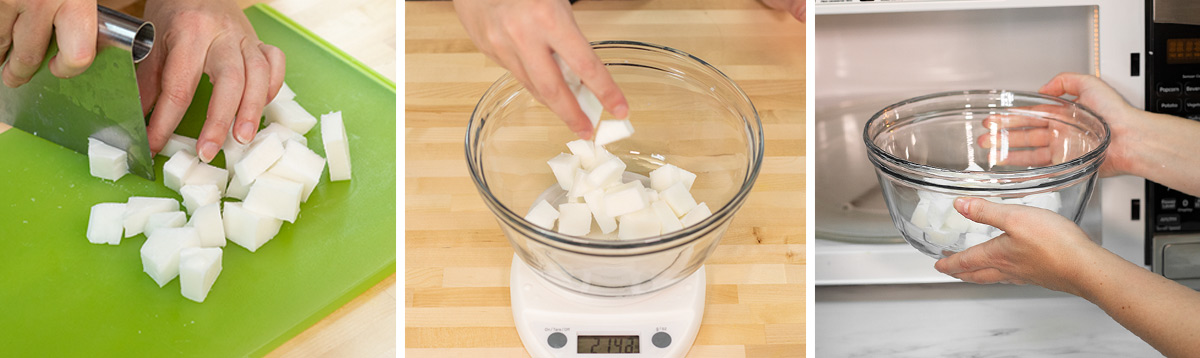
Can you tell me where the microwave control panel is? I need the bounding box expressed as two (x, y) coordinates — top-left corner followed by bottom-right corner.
(1146, 20), (1200, 265)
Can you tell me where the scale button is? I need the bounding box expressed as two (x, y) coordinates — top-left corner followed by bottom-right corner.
(547, 332), (567, 349)
(652, 332), (672, 348)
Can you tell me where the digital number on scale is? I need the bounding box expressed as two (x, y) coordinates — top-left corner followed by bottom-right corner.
(577, 335), (640, 354)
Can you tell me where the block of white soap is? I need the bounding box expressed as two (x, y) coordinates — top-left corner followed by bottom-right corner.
(255, 122), (308, 147)
(566, 139), (598, 170)
(265, 140), (327, 202)
(583, 189), (618, 234)
(321, 111), (353, 181)
(557, 203), (592, 236)
(649, 164), (697, 192)
(943, 208), (973, 234)
(144, 211), (186, 238)
(243, 174), (303, 223)
(524, 200), (559, 230)
(234, 134), (285, 186)
(587, 156), (626, 187)
(180, 184), (220, 215)
(263, 99), (318, 134)
(271, 82), (297, 103)
(575, 85), (603, 129)
(924, 227), (960, 247)
(187, 203), (225, 248)
(123, 197), (180, 238)
(1022, 192), (1062, 213)
(643, 188), (659, 204)
(222, 131), (247, 178)
(680, 202), (712, 227)
(163, 151), (198, 192)
(618, 207), (661, 240)
(567, 169), (594, 203)
(179, 247), (222, 303)
(651, 200), (684, 234)
(660, 182), (698, 217)
(140, 227), (201, 287)
(910, 201), (932, 229)
(223, 202), (282, 252)
(553, 54), (582, 90)
(161, 134), (198, 158)
(87, 138), (128, 181)
(87, 203), (125, 245)
(594, 120), (634, 147)
(603, 181), (648, 218)
(225, 172), (252, 200)
(547, 153), (581, 191)
(184, 162), (229, 196)
(965, 161), (985, 172)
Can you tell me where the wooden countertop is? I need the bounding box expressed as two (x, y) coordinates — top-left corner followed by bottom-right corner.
(405, 1), (805, 357)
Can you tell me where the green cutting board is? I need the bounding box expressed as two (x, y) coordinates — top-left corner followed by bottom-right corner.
(0, 5), (395, 357)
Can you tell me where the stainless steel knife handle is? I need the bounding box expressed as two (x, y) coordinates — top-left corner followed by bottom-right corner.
(97, 6), (154, 63)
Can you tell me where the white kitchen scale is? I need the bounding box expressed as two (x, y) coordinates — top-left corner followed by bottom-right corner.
(510, 255), (706, 358)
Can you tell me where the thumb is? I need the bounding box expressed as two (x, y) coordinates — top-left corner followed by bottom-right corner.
(953, 197), (1023, 232)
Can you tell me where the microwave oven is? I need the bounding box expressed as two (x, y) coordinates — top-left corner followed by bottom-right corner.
(814, 0), (1149, 285)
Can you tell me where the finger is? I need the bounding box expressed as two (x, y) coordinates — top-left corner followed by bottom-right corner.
(1038, 72), (1100, 98)
(136, 45), (166, 116)
(259, 43), (285, 103)
(197, 36), (247, 162)
(951, 267), (1012, 285)
(554, 32), (629, 121)
(520, 46), (592, 138)
(47, 0), (95, 78)
(990, 147), (1053, 167)
(976, 128), (1056, 149)
(0, 3), (18, 67)
(981, 113), (1051, 130)
(3, 7), (53, 87)
(146, 40), (207, 155)
(233, 40), (269, 144)
(953, 197), (1024, 232)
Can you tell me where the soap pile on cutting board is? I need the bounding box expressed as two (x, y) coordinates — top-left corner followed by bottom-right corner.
(84, 83), (353, 303)
(908, 190), (1062, 248)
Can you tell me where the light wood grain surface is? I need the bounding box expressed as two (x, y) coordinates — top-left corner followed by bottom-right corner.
(0, 1), (398, 356)
(405, 1), (805, 357)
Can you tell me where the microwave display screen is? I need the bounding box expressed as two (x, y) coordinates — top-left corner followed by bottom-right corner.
(1167, 38), (1200, 64)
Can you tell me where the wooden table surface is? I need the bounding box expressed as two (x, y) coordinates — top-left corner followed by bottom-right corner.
(1, 1), (397, 356)
(405, 1), (805, 357)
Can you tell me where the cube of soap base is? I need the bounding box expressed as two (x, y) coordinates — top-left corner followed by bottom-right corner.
(123, 197), (181, 238)
(557, 203), (592, 236)
(140, 227), (201, 287)
(680, 202), (712, 227)
(524, 200), (559, 230)
(575, 85), (603, 129)
(650, 164), (698, 191)
(618, 207), (661, 240)
(660, 182), (698, 217)
(651, 200), (683, 234)
(924, 227), (961, 247)
(910, 201), (932, 229)
(321, 111), (353, 181)
(587, 156), (626, 187)
(582, 189), (618, 234)
(179, 247), (223, 303)
(567, 169), (595, 203)
(265, 140), (327, 202)
(161, 134), (198, 158)
(255, 122), (308, 147)
(943, 208), (973, 233)
(180, 185), (220, 215)
(594, 120), (634, 147)
(547, 153), (581, 191)
(163, 151), (199, 192)
(225, 172), (252, 200)
(187, 203), (226, 248)
(87, 138), (128, 181)
(565, 139), (599, 170)
(1022, 192), (1062, 213)
(144, 211), (186, 238)
(87, 203), (126, 245)
(263, 99), (318, 135)
(234, 134), (285, 186)
(603, 181), (648, 218)
(271, 82), (297, 103)
(184, 163), (229, 197)
(223, 202), (283, 253)
(243, 174), (304, 223)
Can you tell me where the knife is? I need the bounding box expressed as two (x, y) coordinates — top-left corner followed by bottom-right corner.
(0, 6), (156, 180)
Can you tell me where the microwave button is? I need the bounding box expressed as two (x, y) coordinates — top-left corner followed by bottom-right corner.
(1163, 198), (1178, 210)
(1186, 98), (1200, 113)
(1159, 82), (1184, 96)
(1163, 243), (1200, 280)
(1158, 99), (1183, 113)
(1187, 83), (1200, 96)
(1159, 214), (1181, 225)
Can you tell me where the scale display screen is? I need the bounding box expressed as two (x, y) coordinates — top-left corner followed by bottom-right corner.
(1167, 38), (1200, 64)
(577, 335), (640, 354)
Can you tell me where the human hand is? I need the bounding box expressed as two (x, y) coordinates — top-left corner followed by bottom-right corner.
(933, 197), (1110, 296)
(453, 0), (628, 139)
(0, 0), (98, 87)
(761, 0), (805, 22)
(138, 0), (285, 162)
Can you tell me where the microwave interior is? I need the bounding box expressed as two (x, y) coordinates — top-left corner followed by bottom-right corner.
(816, 6), (1098, 242)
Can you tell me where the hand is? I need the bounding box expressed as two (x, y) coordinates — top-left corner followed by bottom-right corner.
(933, 197), (1109, 296)
(761, 0), (805, 22)
(138, 0), (286, 162)
(453, 0), (628, 139)
(0, 0), (98, 87)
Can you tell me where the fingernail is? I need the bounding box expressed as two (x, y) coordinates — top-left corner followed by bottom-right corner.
(954, 197), (971, 213)
(235, 122), (256, 144)
(198, 141), (219, 163)
(575, 128), (592, 140)
(614, 103), (629, 120)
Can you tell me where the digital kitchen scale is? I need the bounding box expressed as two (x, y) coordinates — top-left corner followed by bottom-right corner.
(509, 255), (706, 357)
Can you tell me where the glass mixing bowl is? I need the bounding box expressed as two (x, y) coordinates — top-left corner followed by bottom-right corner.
(466, 41), (763, 297)
(864, 90), (1109, 259)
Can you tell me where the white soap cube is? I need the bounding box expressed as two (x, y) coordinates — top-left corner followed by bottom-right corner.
(679, 168), (697, 190)
(547, 153), (581, 191)
(234, 134), (285, 186)
(965, 161), (985, 172)
(924, 227), (961, 247)
(660, 182), (698, 217)
(87, 203), (126, 245)
(917, 191), (954, 230)
(184, 162), (229, 196)
(618, 207), (661, 240)
(554, 54), (582, 90)
(587, 156), (626, 187)
(179, 247), (222, 303)
(566, 139), (599, 170)
(594, 119), (634, 147)
(144, 211), (186, 238)
(123, 197), (180, 238)
(87, 138), (128, 181)
(1023, 192), (1062, 213)
(943, 207), (973, 233)
(651, 200), (683, 234)
(180, 185), (220, 215)
(271, 82), (297, 104)
(910, 201), (932, 229)
(524, 200), (559, 229)
(140, 227), (201, 287)
(567, 169), (595, 203)
(583, 189), (618, 234)
(163, 151), (199, 192)
(187, 203), (225, 248)
(963, 233), (991, 248)
(680, 202), (713, 227)
(255, 122), (308, 147)
(603, 182), (648, 218)
(222, 202), (283, 252)
(321, 111), (353, 181)
(557, 203), (592, 236)
(644, 188), (659, 204)
(243, 174), (303, 223)
(650, 164), (681, 192)
(263, 99), (318, 134)
(225, 172), (252, 200)
(265, 140), (327, 202)
(222, 131), (247, 178)
(161, 134), (198, 158)
(575, 85), (603, 129)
